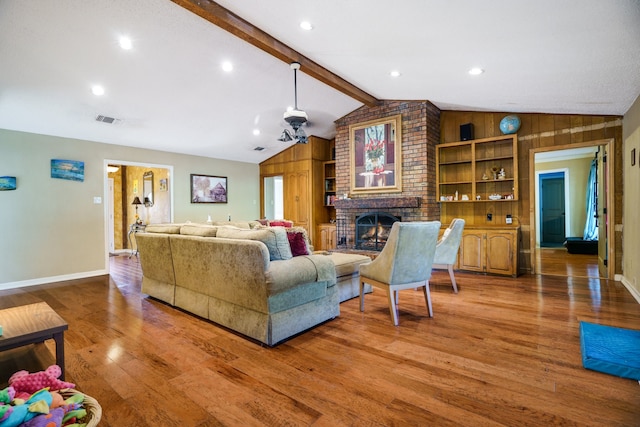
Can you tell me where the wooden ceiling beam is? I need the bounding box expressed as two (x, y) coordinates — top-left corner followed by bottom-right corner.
(171, 0), (380, 107)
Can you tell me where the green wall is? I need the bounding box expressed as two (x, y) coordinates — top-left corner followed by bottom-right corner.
(0, 129), (259, 287)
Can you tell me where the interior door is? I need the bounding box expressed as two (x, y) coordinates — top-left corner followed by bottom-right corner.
(540, 173), (566, 246)
(597, 147), (608, 277)
(284, 171), (310, 232)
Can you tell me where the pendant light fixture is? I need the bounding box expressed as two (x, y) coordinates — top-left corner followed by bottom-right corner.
(278, 62), (308, 144)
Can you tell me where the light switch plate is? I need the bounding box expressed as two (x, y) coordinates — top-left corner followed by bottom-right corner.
(93, 196), (102, 204)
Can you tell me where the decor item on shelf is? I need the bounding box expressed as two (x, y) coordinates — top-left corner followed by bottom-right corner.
(482, 172), (489, 180)
(278, 62), (308, 144)
(460, 123), (474, 141)
(132, 196), (143, 224)
(454, 190), (458, 201)
(489, 194), (502, 200)
(498, 167), (506, 179)
(491, 166), (499, 180)
(499, 115), (521, 134)
(461, 194), (469, 201)
(476, 195), (481, 200)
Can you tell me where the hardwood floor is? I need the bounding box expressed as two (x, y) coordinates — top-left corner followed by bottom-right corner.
(537, 247), (601, 278)
(1, 255), (639, 426)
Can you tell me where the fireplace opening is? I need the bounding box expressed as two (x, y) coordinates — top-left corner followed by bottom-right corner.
(355, 212), (400, 251)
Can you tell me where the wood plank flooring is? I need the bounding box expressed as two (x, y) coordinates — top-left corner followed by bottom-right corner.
(537, 247), (601, 278)
(1, 255), (639, 426)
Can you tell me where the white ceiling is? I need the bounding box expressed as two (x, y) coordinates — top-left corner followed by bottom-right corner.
(1, 0), (639, 164)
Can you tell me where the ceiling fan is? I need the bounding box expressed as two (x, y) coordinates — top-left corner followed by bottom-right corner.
(278, 62), (308, 144)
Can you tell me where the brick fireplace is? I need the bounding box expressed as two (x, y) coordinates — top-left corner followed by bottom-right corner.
(332, 101), (441, 250)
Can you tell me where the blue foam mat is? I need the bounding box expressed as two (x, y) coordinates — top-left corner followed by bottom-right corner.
(580, 321), (640, 381)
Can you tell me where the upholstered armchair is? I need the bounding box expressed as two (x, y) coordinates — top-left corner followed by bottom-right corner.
(359, 221), (441, 325)
(433, 218), (465, 293)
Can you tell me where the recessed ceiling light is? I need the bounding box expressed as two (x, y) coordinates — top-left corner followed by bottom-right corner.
(300, 21), (313, 31)
(91, 85), (105, 96)
(221, 61), (233, 72)
(468, 67), (484, 75)
(390, 70), (401, 78)
(253, 129), (260, 136)
(119, 36), (132, 50)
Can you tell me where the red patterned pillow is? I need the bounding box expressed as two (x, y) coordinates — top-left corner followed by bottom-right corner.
(269, 220), (293, 228)
(286, 228), (310, 256)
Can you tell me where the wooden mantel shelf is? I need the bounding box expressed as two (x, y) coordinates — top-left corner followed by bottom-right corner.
(333, 197), (421, 209)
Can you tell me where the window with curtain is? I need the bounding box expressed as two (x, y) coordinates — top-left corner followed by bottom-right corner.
(583, 158), (598, 241)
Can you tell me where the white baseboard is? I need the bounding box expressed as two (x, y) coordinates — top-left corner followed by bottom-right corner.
(619, 275), (640, 304)
(0, 269), (108, 291)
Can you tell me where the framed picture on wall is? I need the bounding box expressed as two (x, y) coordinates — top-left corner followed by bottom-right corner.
(159, 178), (168, 191)
(349, 114), (402, 194)
(190, 174), (227, 203)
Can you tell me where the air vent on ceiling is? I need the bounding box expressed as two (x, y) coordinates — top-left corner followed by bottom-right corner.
(253, 146), (266, 151)
(95, 114), (121, 124)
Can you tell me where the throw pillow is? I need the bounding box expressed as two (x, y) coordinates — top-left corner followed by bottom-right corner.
(287, 230), (309, 256)
(144, 224), (182, 234)
(269, 220), (293, 228)
(286, 226), (312, 256)
(216, 226), (293, 260)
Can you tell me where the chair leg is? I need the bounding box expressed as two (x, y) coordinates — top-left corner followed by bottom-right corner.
(360, 280), (366, 312)
(421, 281), (433, 317)
(448, 264), (458, 293)
(387, 288), (399, 326)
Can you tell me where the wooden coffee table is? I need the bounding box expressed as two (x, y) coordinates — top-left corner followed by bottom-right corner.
(0, 302), (69, 380)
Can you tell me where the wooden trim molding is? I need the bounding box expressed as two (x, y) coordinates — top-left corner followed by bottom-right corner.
(171, 0), (380, 107)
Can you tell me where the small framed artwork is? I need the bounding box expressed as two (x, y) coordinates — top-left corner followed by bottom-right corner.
(51, 159), (84, 182)
(0, 176), (17, 191)
(159, 178), (168, 191)
(349, 114), (402, 194)
(632, 148), (636, 166)
(191, 174), (227, 203)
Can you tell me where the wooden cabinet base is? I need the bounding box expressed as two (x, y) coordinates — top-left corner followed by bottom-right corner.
(458, 226), (520, 277)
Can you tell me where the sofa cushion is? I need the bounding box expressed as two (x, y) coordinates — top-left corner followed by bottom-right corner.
(211, 220), (251, 229)
(145, 223), (182, 234)
(324, 252), (373, 277)
(180, 224), (218, 237)
(216, 226), (293, 260)
(286, 227), (311, 256)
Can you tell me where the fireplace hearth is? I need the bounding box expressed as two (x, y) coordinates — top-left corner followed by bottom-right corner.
(354, 212), (400, 251)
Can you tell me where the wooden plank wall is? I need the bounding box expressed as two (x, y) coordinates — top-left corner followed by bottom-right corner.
(440, 111), (623, 274)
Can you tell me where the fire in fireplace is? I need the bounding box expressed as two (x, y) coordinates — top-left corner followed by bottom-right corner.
(355, 212), (400, 251)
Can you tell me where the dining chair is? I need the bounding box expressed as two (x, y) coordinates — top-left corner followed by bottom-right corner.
(432, 218), (465, 293)
(359, 221), (441, 325)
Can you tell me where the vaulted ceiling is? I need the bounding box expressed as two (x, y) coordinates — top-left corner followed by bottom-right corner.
(1, 0), (639, 163)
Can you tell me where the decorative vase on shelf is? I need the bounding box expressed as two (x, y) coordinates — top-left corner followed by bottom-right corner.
(499, 115), (521, 135)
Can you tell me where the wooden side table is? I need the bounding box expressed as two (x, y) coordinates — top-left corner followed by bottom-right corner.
(0, 302), (69, 379)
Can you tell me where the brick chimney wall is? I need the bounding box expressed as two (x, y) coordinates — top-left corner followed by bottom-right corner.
(333, 100), (441, 247)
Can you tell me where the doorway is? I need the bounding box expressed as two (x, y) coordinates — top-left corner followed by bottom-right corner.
(530, 140), (614, 280)
(262, 175), (284, 220)
(104, 160), (173, 261)
(539, 172), (566, 247)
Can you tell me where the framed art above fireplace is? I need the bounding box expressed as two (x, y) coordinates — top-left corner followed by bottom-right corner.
(349, 114), (402, 194)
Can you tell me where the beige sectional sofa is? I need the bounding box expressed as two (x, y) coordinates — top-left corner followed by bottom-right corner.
(135, 222), (371, 346)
